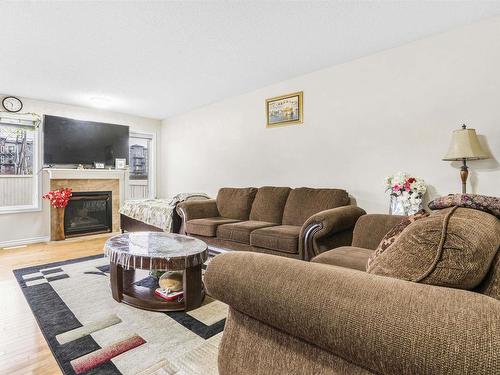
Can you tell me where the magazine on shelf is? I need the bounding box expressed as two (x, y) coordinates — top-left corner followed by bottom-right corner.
(154, 288), (184, 301)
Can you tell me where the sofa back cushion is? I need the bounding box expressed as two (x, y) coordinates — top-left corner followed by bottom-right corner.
(367, 207), (500, 290)
(216, 187), (258, 220)
(282, 187), (349, 226)
(351, 214), (405, 250)
(249, 186), (291, 223)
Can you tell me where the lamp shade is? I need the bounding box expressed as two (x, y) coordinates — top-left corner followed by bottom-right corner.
(443, 127), (489, 161)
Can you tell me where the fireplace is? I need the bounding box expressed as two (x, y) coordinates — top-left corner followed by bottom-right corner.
(64, 191), (112, 237)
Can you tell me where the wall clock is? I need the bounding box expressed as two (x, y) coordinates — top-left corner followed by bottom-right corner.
(2, 96), (23, 113)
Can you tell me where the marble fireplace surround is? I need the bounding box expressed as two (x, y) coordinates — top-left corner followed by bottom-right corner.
(44, 169), (128, 239)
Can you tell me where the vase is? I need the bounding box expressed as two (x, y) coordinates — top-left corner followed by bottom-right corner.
(389, 197), (407, 215)
(389, 196), (423, 216)
(52, 207), (66, 241)
(406, 204), (423, 216)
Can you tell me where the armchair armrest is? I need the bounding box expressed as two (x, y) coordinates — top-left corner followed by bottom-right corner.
(205, 252), (500, 375)
(176, 199), (219, 223)
(300, 205), (366, 260)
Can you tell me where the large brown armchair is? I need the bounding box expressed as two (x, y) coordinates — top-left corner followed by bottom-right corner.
(205, 212), (500, 375)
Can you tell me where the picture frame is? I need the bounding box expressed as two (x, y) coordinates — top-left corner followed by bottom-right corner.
(266, 91), (303, 128)
(115, 158), (126, 169)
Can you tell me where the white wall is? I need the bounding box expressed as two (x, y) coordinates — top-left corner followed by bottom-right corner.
(160, 17), (500, 213)
(0, 97), (161, 246)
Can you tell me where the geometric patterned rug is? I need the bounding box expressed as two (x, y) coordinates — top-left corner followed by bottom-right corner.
(13, 254), (226, 375)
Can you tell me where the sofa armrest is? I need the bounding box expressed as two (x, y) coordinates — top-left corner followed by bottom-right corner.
(205, 252), (500, 375)
(351, 214), (404, 250)
(300, 205), (366, 260)
(176, 199), (219, 222)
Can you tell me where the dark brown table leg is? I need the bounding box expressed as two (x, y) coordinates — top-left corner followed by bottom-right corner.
(110, 262), (124, 302)
(183, 264), (203, 311)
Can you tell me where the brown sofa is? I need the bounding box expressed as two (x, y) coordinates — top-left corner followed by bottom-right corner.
(177, 186), (366, 260)
(205, 212), (500, 375)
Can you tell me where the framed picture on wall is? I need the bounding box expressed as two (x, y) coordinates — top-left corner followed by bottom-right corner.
(266, 91), (303, 128)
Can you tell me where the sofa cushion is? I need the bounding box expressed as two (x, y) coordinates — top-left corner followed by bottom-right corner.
(351, 214), (405, 250)
(366, 210), (429, 269)
(250, 225), (301, 254)
(282, 188), (349, 226)
(217, 221), (278, 244)
(312, 246), (373, 272)
(216, 187), (258, 220)
(186, 217), (241, 237)
(249, 186), (291, 223)
(367, 207), (500, 290)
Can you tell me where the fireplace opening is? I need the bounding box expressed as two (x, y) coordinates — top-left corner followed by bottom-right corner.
(64, 191), (112, 237)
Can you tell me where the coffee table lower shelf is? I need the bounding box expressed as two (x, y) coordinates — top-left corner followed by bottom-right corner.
(121, 284), (206, 312)
(110, 263), (205, 312)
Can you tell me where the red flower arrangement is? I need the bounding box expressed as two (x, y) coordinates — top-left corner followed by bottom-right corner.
(42, 188), (73, 208)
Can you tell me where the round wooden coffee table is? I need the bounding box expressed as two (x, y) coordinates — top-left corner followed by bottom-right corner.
(104, 232), (208, 312)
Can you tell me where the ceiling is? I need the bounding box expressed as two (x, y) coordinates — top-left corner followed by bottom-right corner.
(1, 1), (500, 120)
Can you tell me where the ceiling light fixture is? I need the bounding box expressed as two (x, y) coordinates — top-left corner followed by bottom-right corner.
(89, 96), (112, 108)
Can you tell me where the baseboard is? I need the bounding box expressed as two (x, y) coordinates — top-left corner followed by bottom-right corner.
(0, 236), (51, 249)
(57, 232), (118, 243)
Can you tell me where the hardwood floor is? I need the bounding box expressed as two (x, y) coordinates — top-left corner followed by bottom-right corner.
(0, 234), (113, 375)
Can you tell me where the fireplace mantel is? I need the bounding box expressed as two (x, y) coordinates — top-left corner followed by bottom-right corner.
(43, 168), (128, 204)
(44, 168), (126, 180)
(43, 168), (129, 239)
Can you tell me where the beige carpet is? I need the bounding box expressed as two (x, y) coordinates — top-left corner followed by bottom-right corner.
(15, 255), (227, 375)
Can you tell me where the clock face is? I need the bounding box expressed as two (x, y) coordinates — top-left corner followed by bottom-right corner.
(2, 96), (23, 113)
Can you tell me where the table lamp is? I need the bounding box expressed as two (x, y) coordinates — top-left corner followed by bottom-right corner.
(443, 124), (489, 193)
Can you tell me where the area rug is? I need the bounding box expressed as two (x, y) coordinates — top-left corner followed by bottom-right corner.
(13, 254), (226, 375)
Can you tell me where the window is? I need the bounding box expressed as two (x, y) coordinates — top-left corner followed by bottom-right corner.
(0, 122), (40, 212)
(128, 132), (155, 199)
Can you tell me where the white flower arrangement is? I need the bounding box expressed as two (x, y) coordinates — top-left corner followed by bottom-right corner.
(385, 172), (427, 215)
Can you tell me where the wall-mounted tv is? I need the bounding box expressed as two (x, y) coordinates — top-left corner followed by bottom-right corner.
(43, 115), (129, 166)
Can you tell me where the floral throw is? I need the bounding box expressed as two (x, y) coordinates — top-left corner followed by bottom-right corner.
(428, 194), (500, 219)
(366, 210), (430, 270)
(120, 193), (210, 232)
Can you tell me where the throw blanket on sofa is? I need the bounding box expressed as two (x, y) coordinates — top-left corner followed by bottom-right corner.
(119, 192), (210, 232)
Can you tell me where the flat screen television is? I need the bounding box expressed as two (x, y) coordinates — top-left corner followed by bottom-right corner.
(43, 115), (129, 166)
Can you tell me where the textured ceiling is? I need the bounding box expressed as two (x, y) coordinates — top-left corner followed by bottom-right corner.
(1, 1), (500, 119)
